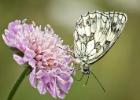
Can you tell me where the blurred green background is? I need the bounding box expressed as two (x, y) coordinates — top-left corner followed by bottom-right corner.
(0, 0), (140, 100)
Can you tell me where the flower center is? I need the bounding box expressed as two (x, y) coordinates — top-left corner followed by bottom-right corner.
(47, 59), (54, 68)
(43, 58), (56, 70)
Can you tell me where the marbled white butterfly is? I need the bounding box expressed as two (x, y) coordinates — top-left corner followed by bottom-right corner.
(73, 11), (127, 91)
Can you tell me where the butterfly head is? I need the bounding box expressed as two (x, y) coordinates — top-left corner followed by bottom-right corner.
(81, 63), (90, 75)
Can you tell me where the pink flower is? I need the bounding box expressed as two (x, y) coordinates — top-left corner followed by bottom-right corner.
(2, 20), (74, 99)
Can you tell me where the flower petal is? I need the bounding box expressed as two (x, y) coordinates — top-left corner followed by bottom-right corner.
(47, 79), (57, 98)
(37, 80), (47, 94)
(29, 69), (37, 88)
(13, 54), (26, 65)
(57, 74), (73, 93)
(56, 87), (65, 99)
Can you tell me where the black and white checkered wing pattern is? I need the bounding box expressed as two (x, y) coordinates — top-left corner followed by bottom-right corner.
(74, 11), (127, 64)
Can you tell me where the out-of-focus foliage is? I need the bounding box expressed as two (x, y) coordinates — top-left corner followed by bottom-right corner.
(0, 0), (140, 100)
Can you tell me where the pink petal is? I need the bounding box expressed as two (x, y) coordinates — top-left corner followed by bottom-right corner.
(56, 88), (65, 99)
(29, 69), (37, 88)
(2, 34), (15, 47)
(37, 81), (47, 95)
(13, 54), (26, 65)
(47, 79), (57, 98)
(28, 59), (36, 68)
(57, 75), (73, 93)
(24, 48), (36, 59)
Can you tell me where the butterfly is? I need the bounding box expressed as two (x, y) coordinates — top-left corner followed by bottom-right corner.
(73, 11), (127, 91)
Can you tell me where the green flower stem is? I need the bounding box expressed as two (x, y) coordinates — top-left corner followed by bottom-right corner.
(7, 66), (30, 100)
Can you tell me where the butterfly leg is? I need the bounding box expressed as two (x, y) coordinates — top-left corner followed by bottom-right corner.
(76, 73), (84, 81)
(90, 71), (106, 92)
(84, 75), (90, 86)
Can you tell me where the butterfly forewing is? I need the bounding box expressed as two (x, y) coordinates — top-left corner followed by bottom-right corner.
(74, 11), (127, 64)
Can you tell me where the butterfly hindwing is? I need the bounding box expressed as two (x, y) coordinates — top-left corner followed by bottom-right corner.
(88, 11), (127, 63)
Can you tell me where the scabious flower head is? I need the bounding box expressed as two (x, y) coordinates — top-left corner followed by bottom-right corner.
(2, 20), (74, 99)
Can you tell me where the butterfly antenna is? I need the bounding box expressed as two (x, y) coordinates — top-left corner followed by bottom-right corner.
(57, 46), (74, 55)
(90, 71), (106, 92)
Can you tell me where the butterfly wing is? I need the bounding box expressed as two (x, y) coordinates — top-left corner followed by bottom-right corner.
(74, 11), (127, 64)
(89, 11), (128, 63)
